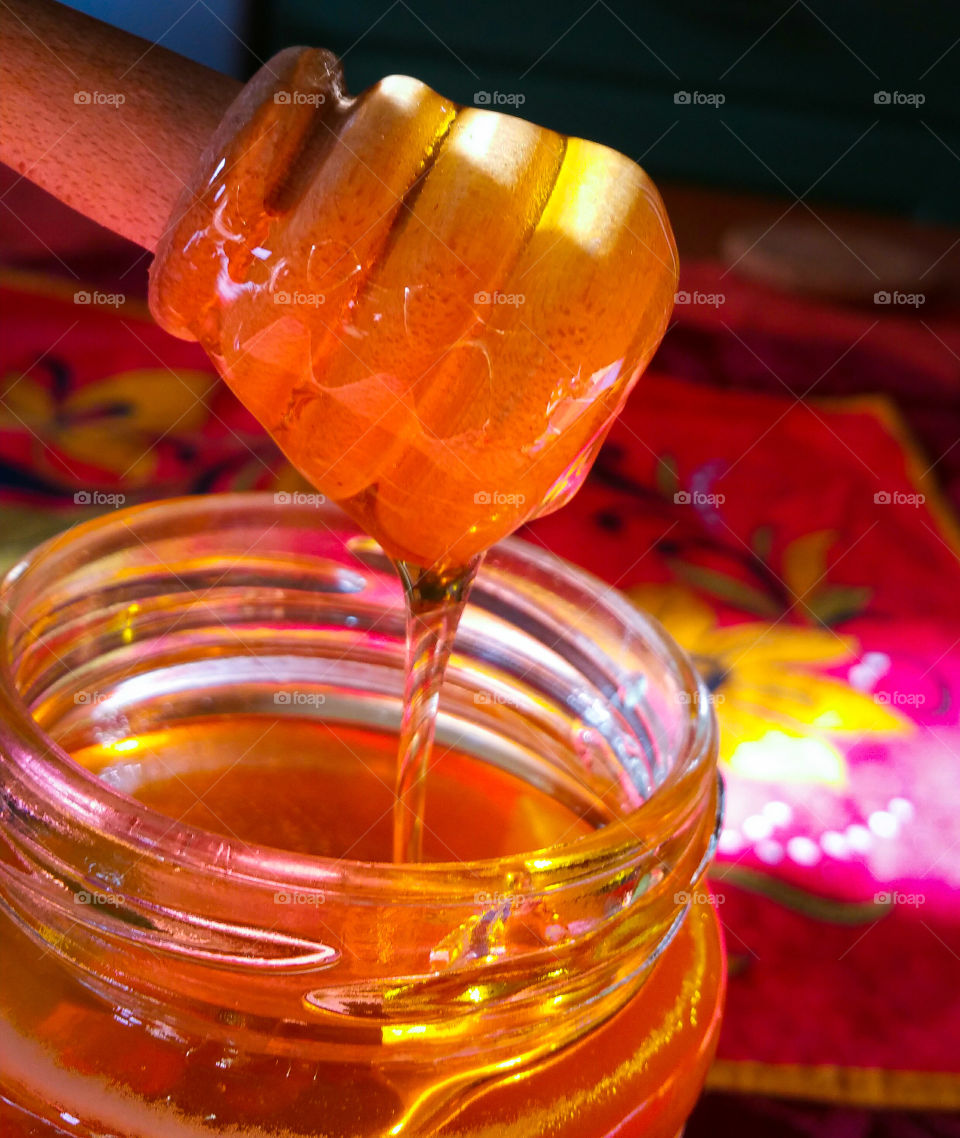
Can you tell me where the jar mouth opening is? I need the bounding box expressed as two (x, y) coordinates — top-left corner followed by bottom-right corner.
(0, 493), (718, 891)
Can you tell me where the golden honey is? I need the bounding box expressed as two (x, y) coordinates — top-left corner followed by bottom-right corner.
(0, 496), (723, 1136)
(149, 48), (678, 570)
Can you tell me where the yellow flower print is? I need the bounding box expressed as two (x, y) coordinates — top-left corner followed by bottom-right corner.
(628, 584), (910, 789)
(1, 367), (215, 485)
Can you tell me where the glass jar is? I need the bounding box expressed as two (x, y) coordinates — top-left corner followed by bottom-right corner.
(0, 493), (724, 1138)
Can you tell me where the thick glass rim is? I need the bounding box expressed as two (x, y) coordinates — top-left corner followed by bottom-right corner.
(0, 492), (718, 895)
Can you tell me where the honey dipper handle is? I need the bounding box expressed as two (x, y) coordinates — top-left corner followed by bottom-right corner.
(0, 0), (241, 250)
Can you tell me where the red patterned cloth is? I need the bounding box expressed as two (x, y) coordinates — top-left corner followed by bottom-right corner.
(2, 263), (959, 1113)
(525, 372), (960, 1105)
(0, 272), (285, 506)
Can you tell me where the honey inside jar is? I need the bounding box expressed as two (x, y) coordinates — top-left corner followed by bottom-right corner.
(76, 719), (596, 861)
(3, 722), (721, 1138)
(0, 495), (724, 1137)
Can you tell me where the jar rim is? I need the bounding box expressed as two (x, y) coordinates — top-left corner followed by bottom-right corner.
(0, 492), (718, 894)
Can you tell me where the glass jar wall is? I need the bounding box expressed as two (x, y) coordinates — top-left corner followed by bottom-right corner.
(0, 494), (724, 1137)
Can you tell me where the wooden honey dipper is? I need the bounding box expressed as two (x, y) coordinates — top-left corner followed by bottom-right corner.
(0, 0), (678, 570)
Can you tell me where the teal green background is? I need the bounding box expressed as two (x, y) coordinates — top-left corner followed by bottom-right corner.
(250, 0), (960, 223)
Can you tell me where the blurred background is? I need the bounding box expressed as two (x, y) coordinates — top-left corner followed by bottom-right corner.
(60, 0), (960, 223)
(6, 0), (960, 265)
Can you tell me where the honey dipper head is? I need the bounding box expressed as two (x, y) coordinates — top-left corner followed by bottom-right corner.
(149, 47), (678, 570)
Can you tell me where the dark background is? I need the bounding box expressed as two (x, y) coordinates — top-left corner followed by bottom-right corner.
(252, 0), (960, 224)
(63, 0), (960, 225)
